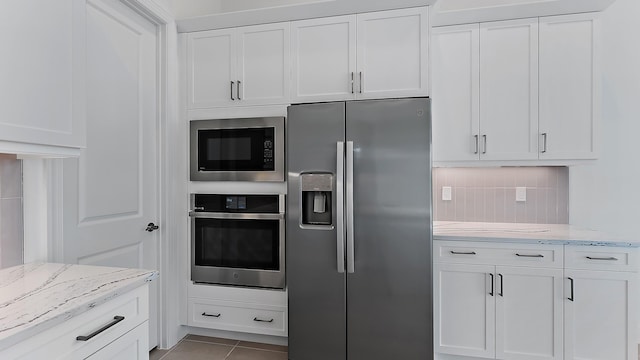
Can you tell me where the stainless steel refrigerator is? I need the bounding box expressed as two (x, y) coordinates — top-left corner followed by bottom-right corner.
(286, 98), (433, 360)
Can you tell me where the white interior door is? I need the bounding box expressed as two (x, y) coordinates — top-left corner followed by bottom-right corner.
(61, 0), (159, 350)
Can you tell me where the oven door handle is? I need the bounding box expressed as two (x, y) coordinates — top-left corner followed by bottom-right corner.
(188, 212), (285, 220)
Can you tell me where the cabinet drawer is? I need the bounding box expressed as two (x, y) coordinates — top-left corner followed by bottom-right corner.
(434, 240), (563, 268)
(565, 246), (639, 272)
(4, 284), (149, 360)
(188, 298), (287, 337)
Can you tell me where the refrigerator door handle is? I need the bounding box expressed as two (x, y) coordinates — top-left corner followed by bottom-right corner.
(346, 141), (355, 273)
(336, 142), (346, 274)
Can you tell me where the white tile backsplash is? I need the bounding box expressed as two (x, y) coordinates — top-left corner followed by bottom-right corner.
(433, 167), (569, 224)
(0, 154), (23, 269)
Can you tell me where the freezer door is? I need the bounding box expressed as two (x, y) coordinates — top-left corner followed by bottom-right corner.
(287, 102), (347, 360)
(345, 98), (433, 360)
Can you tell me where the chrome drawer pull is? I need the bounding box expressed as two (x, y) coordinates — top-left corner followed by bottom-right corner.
(450, 251), (476, 255)
(202, 312), (221, 318)
(567, 277), (574, 301)
(76, 316), (125, 341)
(586, 256), (619, 261)
(253, 317), (274, 323)
(515, 253), (544, 258)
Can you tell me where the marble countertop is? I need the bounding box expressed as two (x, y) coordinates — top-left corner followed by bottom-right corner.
(0, 263), (158, 351)
(434, 221), (640, 247)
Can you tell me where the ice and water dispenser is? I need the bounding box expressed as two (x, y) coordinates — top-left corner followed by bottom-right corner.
(300, 173), (333, 226)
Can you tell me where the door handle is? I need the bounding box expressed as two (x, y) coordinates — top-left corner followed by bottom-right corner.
(351, 72), (355, 94)
(498, 273), (503, 297)
(359, 72), (363, 94)
(346, 141), (355, 273)
(585, 256), (618, 261)
(541, 133), (548, 153)
(202, 312), (221, 318)
(515, 253), (544, 258)
(336, 142), (345, 274)
(253, 317), (274, 323)
(146, 222), (159, 232)
(482, 135), (487, 154)
(474, 135), (479, 154)
(237, 80), (241, 100)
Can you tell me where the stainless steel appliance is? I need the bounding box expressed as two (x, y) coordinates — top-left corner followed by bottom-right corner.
(189, 194), (285, 289)
(287, 98), (433, 360)
(190, 117), (285, 181)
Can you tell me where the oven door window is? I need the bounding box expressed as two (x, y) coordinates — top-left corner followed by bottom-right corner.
(194, 218), (280, 270)
(198, 127), (275, 172)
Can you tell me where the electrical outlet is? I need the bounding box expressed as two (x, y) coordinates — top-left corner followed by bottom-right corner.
(516, 187), (527, 202)
(442, 186), (452, 201)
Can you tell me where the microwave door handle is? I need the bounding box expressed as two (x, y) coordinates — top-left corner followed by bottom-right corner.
(336, 142), (345, 274)
(346, 141), (355, 274)
(188, 212), (284, 220)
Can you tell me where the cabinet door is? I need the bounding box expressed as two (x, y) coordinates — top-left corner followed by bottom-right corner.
(495, 266), (563, 360)
(187, 28), (236, 108)
(564, 270), (638, 360)
(237, 22), (290, 105)
(434, 263), (496, 358)
(356, 7), (429, 99)
(479, 18), (539, 160)
(86, 321), (149, 360)
(539, 13), (599, 160)
(291, 16), (356, 102)
(431, 24), (480, 162)
(0, 0), (85, 151)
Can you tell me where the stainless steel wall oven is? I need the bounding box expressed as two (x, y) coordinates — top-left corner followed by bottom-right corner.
(189, 194), (285, 289)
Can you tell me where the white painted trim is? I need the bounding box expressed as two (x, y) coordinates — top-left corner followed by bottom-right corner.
(176, 0), (435, 32)
(5, 141), (81, 158)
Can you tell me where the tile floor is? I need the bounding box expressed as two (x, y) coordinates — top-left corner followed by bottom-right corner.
(149, 335), (287, 360)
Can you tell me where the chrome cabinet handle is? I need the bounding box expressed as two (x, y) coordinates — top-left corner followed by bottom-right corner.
(76, 316), (125, 341)
(202, 312), (221, 318)
(359, 72), (363, 93)
(346, 141), (355, 273)
(515, 253), (544, 258)
(474, 135), (479, 154)
(450, 250), (476, 255)
(498, 274), (503, 297)
(489, 273), (494, 296)
(567, 277), (574, 301)
(351, 72), (355, 94)
(336, 142), (345, 274)
(585, 256), (619, 261)
(253, 317), (274, 323)
(482, 135), (487, 154)
(237, 80), (241, 100)
(230, 81), (235, 100)
(541, 133), (548, 153)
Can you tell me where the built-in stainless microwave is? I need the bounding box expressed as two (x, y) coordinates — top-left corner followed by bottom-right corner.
(190, 117), (285, 181)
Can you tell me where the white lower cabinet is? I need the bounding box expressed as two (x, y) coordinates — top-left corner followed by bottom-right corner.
(434, 241), (638, 360)
(564, 246), (638, 360)
(1, 284), (150, 360)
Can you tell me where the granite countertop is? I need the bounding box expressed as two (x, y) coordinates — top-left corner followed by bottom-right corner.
(433, 221), (640, 247)
(0, 262), (158, 351)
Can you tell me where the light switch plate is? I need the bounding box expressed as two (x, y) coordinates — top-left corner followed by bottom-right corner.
(516, 187), (527, 202)
(442, 186), (452, 201)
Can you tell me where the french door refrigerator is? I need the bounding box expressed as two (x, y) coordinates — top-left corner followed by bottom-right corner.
(287, 98), (433, 360)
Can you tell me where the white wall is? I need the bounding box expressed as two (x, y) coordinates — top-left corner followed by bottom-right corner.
(569, 0), (640, 237)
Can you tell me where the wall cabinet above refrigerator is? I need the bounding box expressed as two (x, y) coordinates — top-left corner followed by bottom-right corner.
(291, 7), (429, 103)
(0, 0), (86, 157)
(432, 13), (600, 165)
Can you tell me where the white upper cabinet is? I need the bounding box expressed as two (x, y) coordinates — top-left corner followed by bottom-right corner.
(187, 22), (290, 108)
(291, 7), (429, 103)
(539, 13), (600, 160)
(291, 16), (357, 102)
(0, 0), (85, 156)
(479, 18), (539, 161)
(432, 13), (600, 164)
(432, 24), (480, 162)
(356, 7), (429, 99)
